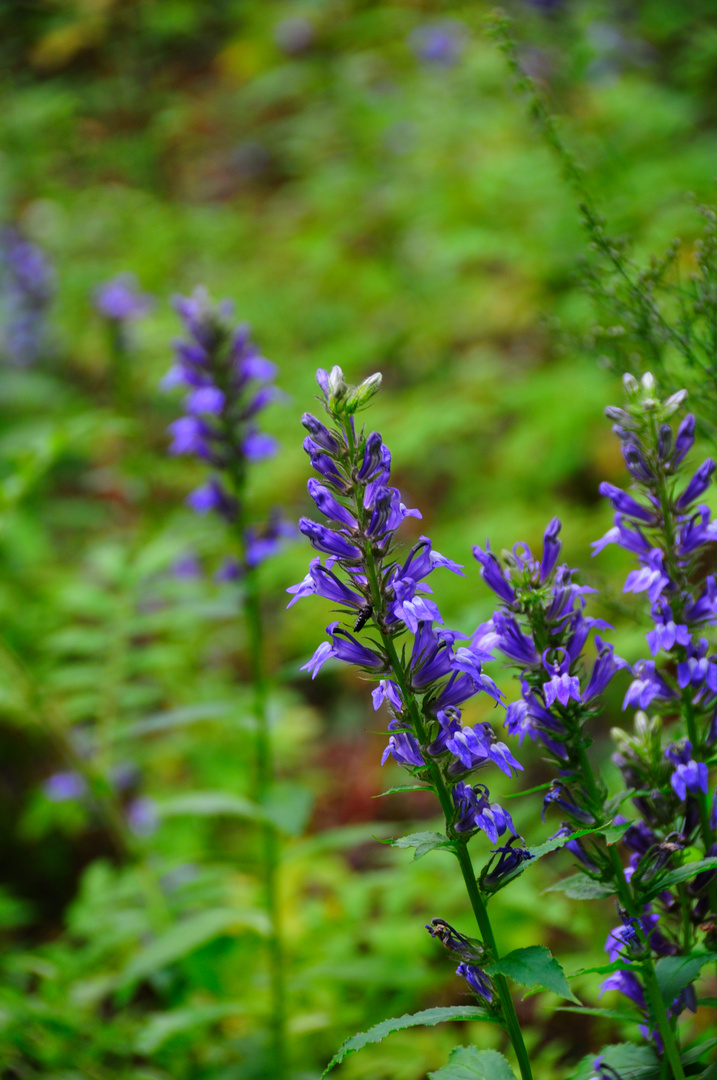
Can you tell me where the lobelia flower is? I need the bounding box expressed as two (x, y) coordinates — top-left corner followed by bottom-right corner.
(0, 225), (55, 365)
(289, 365), (518, 844)
(162, 288), (290, 574)
(472, 517), (626, 839)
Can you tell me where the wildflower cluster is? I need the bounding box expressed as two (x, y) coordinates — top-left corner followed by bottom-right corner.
(292, 365), (522, 845)
(589, 374), (717, 1055)
(0, 225), (54, 366)
(471, 518), (626, 873)
(290, 366), (534, 1079)
(163, 287), (290, 574)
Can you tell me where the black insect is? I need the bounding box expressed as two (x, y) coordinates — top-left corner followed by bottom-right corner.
(353, 603), (373, 633)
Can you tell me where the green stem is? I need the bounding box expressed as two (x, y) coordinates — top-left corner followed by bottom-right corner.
(244, 561), (287, 1075)
(369, 575), (533, 1080)
(576, 745), (686, 1079)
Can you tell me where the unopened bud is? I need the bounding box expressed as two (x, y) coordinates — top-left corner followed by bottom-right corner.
(663, 388), (688, 416)
(345, 371), (382, 414)
(622, 373), (639, 394)
(327, 365), (349, 410)
(641, 372), (656, 394)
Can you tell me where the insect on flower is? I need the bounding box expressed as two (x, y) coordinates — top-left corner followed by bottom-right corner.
(353, 602), (373, 633)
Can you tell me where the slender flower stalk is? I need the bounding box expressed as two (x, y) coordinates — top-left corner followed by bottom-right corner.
(291, 366), (533, 1080)
(163, 288), (291, 1073)
(471, 500), (697, 1075)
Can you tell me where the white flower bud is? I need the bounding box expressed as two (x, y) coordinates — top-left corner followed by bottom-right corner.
(641, 372), (656, 394)
(345, 371), (382, 414)
(622, 373), (639, 394)
(663, 388), (688, 416)
(327, 365), (349, 410)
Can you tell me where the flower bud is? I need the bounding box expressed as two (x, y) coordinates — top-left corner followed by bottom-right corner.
(345, 371), (382, 414)
(327, 365), (349, 410)
(641, 371), (656, 394)
(663, 388), (688, 416)
(622, 373), (639, 394)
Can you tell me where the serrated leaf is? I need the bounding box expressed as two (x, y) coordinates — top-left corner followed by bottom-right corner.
(155, 791), (272, 826)
(119, 908), (269, 988)
(321, 1006), (500, 1077)
(544, 873), (615, 899)
(570, 1042), (660, 1080)
(641, 857), (717, 901)
(374, 784), (431, 798)
(391, 831), (455, 860)
(486, 945), (580, 1004)
(429, 1045), (517, 1079)
(654, 952), (717, 1005)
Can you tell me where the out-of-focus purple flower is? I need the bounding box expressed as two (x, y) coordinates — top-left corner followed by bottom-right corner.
(44, 771), (86, 802)
(171, 552), (202, 579)
(93, 274), (153, 323)
(0, 226), (55, 365)
(410, 20), (467, 67)
(127, 796), (159, 837)
(274, 15), (315, 55)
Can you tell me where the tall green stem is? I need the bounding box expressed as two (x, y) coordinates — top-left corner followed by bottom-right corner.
(576, 744), (686, 1080)
(353, 488), (533, 1080)
(244, 560), (286, 1075)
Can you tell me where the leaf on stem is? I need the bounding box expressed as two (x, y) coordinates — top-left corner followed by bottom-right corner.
(640, 856), (717, 902)
(320, 1006), (500, 1078)
(429, 1046), (518, 1079)
(569, 1042), (660, 1080)
(544, 873), (615, 899)
(390, 831), (455, 860)
(486, 945), (580, 1003)
(654, 952), (717, 1005)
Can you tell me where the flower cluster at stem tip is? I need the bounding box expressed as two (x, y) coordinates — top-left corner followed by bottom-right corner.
(290, 365), (527, 1000)
(162, 287), (292, 578)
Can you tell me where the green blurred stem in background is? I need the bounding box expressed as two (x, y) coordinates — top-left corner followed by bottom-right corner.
(243, 556), (287, 1076)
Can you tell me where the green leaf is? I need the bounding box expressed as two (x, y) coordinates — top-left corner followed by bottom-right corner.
(641, 857), (717, 901)
(697, 1063), (717, 1080)
(154, 791), (272, 826)
(654, 952), (717, 1005)
(321, 1006), (500, 1077)
(570, 1043), (660, 1080)
(119, 908), (269, 988)
(681, 1035), (717, 1066)
(544, 873), (615, 899)
(568, 958), (635, 979)
(374, 784), (431, 798)
(429, 1046), (517, 1079)
(486, 945), (580, 1004)
(390, 831), (455, 860)
(135, 1003), (244, 1054)
(263, 781), (314, 836)
(556, 1006), (641, 1023)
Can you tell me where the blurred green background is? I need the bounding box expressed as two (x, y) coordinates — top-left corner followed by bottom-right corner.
(1, 1), (717, 1077)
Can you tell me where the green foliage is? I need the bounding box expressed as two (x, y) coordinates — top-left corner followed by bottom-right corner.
(321, 1006), (501, 1078)
(429, 1046), (518, 1080)
(486, 946), (580, 1004)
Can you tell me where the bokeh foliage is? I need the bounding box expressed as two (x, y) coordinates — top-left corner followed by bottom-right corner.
(2, 1), (717, 1077)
